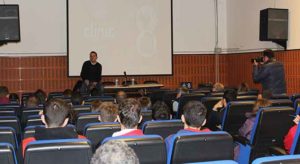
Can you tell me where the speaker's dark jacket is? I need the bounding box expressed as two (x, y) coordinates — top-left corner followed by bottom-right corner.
(253, 60), (287, 95)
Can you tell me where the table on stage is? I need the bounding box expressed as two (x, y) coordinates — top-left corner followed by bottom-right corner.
(103, 83), (164, 95)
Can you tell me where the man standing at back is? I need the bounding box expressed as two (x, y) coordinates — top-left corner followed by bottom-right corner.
(80, 51), (102, 92)
(253, 49), (286, 95)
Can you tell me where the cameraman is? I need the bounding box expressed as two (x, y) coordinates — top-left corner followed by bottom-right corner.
(252, 49), (286, 95)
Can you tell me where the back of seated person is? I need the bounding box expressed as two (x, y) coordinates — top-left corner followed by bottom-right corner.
(212, 82), (225, 92)
(22, 98), (85, 156)
(91, 140), (139, 164)
(63, 89), (73, 98)
(90, 100), (103, 113)
(26, 94), (39, 108)
(284, 115), (300, 154)
(112, 98), (143, 137)
(139, 96), (151, 111)
(165, 101), (210, 149)
(71, 91), (84, 106)
(115, 91), (127, 104)
(0, 86), (10, 105)
(93, 102), (118, 122)
(172, 86), (189, 112)
(238, 82), (249, 93)
(151, 101), (171, 120)
(34, 89), (47, 105)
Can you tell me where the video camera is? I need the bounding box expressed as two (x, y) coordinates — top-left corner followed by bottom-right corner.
(251, 56), (264, 63)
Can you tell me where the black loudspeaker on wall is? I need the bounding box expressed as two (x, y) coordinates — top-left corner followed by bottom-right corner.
(0, 5), (20, 43)
(260, 8), (288, 41)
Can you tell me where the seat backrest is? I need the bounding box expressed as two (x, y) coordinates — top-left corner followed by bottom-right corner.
(252, 154), (300, 164)
(103, 135), (166, 164)
(222, 101), (255, 135)
(26, 115), (43, 127)
(76, 113), (99, 134)
(168, 131), (233, 164)
(23, 125), (76, 139)
(0, 110), (16, 117)
(142, 120), (183, 138)
(141, 110), (152, 122)
(21, 107), (43, 126)
(0, 127), (18, 150)
(0, 116), (21, 141)
(250, 107), (294, 160)
(237, 91), (258, 96)
(84, 96), (115, 104)
(177, 93), (206, 118)
(270, 99), (293, 107)
(236, 95), (257, 101)
(84, 122), (120, 150)
(72, 105), (91, 114)
(0, 143), (17, 164)
(270, 94), (290, 100)
(24, 139), (92, 164)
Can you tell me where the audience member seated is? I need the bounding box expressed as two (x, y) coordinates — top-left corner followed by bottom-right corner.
(212, 82), (225, 92)
(22, 98), (85, 156)
(165, 101), (210, 149)
(90, 100), (103, 113)
(238, 98), (271, 139)
(152, 101), (172, 120)
(26, 94), (39, 108)
(112, 98), (143, 136)
(63, 89), (73, 98)
(234, 99), (271, 159)
(34, 89), (47, 105)
(207, 89), (237, 130)
(115, 91), (127, 104)
(139, 96), (151, 111)
(90, 140), (139, 164)
(238, 82), (249, 92)
(172, 86), (189, 112)
(71, 91), (84, 105)
(93, 102), (118, 122)
(0, 86), (10, 104)
(284, 115), (300, 154)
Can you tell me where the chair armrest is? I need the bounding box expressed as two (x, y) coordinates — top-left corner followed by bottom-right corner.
(269, 146), (288, 155)
(233, 135), (250, 146)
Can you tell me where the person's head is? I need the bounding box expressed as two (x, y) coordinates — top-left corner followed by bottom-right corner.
(181, 101), (207, 129)
(41, 98), (70, 128)
(71, 92), (84, 105)
(91, 100), (103, 112)
(63, 89), (73, 98)
(94, 102), (118, 122)
(9, 93), (19, 102)
(34, 89), (47, 105)
(176, 86), (189, 99)
(115, 91), (127, 104)
(212, 82), (224, 92)
(223, 89), (237, 103)
(26, 94), (39, 108)
(90, 140), (139, 164)
(118, 98), (142, 129)
(0, 86), (9, 98)
(90, 88), (101, 96)
(252, 98), (271, 113)
(238, 82), (249, 92)
(89, 51), (98, 64)
(151, 101), (171, 120)
(138, 96), (151, 110)
(263, 49), (275, 63)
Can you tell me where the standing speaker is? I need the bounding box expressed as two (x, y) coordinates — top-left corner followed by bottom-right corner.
(259, 8), (288, 41)
(0, 5), (20, 43)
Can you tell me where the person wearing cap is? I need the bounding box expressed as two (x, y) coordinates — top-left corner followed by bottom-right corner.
(252, 49), (286, 95)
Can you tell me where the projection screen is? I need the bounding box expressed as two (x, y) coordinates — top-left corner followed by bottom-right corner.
(67, 0), (173, 76)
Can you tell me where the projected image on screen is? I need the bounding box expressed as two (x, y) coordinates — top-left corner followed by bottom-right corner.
(67, 0), (172, 76)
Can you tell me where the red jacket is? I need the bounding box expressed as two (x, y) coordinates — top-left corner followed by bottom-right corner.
(284, 124), (298, 154)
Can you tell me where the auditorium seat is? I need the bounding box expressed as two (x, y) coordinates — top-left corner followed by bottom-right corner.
(270, 99), (293, 108)
(26, 115), (43, 127)
(0, 116), (21, 142)
(102, 135), (166, 164)
(221, 101), (255, 135)
(72, 105), (91, 114)
(236, 95), (257, 101)
(24, 138), (92, 164)
(187, 160), (238, 164)
(83, 122), (120, 150)
(235, 106), (294, 164)
(252, 155), (300, 164)
(75, 113), (99, 134)
(166, 131), (233, 164)
(142, 119), (183, 138)
(0, 143), (18, 164)
(0, 127), (18, 150)
(201, 96), (222, 120)
(23, 125), (76, 139)
(84, 96), (114, 104)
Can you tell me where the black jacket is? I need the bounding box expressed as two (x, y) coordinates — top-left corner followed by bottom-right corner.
(253, 60), (287, 94)
(80, 60), (102, 82)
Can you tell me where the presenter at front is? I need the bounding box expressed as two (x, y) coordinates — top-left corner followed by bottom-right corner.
(80, 51), (102, 90)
